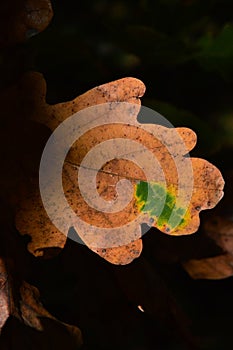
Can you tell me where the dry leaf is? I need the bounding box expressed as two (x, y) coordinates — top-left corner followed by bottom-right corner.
(19, 281), (82, 346)
(0, 0), (53, 48)
(15, 73), (224, 264)
(92, 239), (143, 265)
(183, 253), (233, 280)
(0, 257), (82, 345)
(183, 216), (233, 279)
(0, 258), (12, 332)
(16, 74), (145, 264)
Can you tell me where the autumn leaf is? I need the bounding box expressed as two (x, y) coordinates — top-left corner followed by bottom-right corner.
(0, 256), (82, 346)
(16, 73), (146, 264)
(15, 73), (224, 264)
(0, 0), (53, 48)
(0, 258), (12, 332)
(183, 216), (233, 279)
(182, 171), (233, 280)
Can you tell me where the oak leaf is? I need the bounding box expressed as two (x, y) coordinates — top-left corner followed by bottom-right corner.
(15, 73), (224, 264)
(0, 257), (82, 346)
(0, 0), (53, 48)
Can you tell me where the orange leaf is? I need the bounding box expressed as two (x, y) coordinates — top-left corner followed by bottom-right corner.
(15, 74), (224, 264)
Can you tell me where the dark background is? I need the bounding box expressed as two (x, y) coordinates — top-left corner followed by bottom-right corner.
(1, 0), (233, 349)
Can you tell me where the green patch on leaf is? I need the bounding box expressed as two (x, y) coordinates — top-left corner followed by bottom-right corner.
(135, 181), (189, 232)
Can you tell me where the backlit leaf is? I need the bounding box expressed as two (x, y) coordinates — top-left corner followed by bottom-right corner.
(15, 74), (224, 264)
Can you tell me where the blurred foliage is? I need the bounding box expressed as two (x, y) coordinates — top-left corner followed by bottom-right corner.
(1, 1), (232, 349)
(197, 24), (233, 79)
(26, 0), (233, 167)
